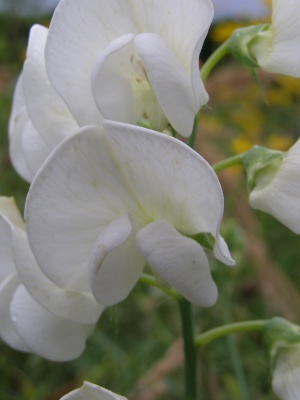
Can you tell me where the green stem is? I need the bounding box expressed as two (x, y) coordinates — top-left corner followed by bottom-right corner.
(178, 299), (198, 400)
(195, 320), (266, 347)
(212, 153), (245, 173)
(138, 273), (181, 300)
(188, 113), (199, 149)
(201, 39), (230, 82)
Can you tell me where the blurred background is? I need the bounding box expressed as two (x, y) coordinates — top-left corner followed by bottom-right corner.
(0, 0), (299, 399)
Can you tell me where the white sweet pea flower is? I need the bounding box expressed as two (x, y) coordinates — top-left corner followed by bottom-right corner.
(0, 197), (102, 361)
(263, 318), (300, 400)
(45, 0), (213, 137)
(9, 24), (79, 182)
(60, 382), (127, 400)
(250, 0), (300, 77)
(272, 345), (300, 400)
(25, 121), (235, 309)
(248, 140), (300, 234)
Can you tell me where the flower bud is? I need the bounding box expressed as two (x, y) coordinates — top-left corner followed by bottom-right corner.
(228, 25), (269, 69)
(241, 143), (300, 234)
(263, 318), (300, 400)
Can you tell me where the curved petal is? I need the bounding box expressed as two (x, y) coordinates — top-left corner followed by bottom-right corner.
(8, 75), (33, 182)
(89, 214), (144, 306)
(91, 34), (135, 124)
(23, 24), (78, 147)
(45, 0), (138, 126)
(92, 34), (168, 131)
(0, 197), (24, 229)
(26, 121), (234, 291)
(12, 226), (104, 324)
(10, 285), (95, 362)
(130, 0), (213, 73)
(104, 120), (232, 260)
(60, 381), (127, 400)
(214, 235), (236, 266)
(251, 0), (300, 77)
(0, 208), (23, 282)
(21, 119), (52, 177)
(135, 33), (206, 137)
(249, 140), (300, 234)
(25, 125), (139, 292)
(0, 275), (30, 352)
(272, 346), (300, 400)
(136, 221), (217, 307)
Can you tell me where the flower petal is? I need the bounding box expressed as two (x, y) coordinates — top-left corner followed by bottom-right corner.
(249, 140), (300, 234)
(8, 75), (33, 182)
(45, 0), (138, 126)
(0, 203), (24, 282)
(0, 275), (30, 352)
(0, 197), (24, 229)
(26, 125), (139, 292)
(89, 214), (144, 306)
(272, 346), (300, 400)
(135, 33), (207, 137)
(21, 119), (52, 177)
(136, 220), (218, 307)
(251, 0), (300, 77)
(60, 381), (127, 400)
(23, 24), (78, 146)
(26, 121), (234, 293)
(104, 120), (233, 265)
(12, 226), (104, 324)
(91, 34), (135, 124)
(10, 285), (95, 361)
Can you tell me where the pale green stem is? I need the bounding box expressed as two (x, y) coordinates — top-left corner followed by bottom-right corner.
(195, 320), (266, 347)
(212, 153), (245, 173)
(138, 273), (181, 300)
(188, 113), (199, 149)
(201, 39), (230, 83)
(178, 298), (198, 400)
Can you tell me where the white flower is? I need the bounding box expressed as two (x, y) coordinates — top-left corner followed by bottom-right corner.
(10, 0), (213, 181)
(250, 0), (300, 77)
(0, 197), (102, 361)
(272, 345), (300, 400)
(60, 382), (127, 400)
(9, 24), (79, 182)
(249, 139), (300, 234)
(25, 121), (235, 309)
(45, 0), (213, 137)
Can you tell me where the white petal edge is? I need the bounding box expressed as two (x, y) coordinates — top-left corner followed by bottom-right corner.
(8, 74), (33, 182)
(12, 226), (104, 324)
(249, 140), (300, 234)
(92, 34), (135, 124)
(60, 381), (127, 400)
(251, 0), (300, 77)
(135, 33), (202, 137)
(11, 285), (95, 362)
(23, 25), (78, 147)
(89, 213), (145, 306)
(135, 220), (218, 307)
(0, 275), (30, 352)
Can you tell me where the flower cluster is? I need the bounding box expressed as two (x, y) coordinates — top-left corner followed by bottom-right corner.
(2, 0), (237, 362)
(2, 0), (300, 398)
(9, 0), (213, 182)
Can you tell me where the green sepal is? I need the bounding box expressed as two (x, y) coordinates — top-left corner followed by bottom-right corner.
(189, 232), (215, 252)
(228, 24), (269, 69)
(263, 317), (300, 365)
(241, 145), (284, 190)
